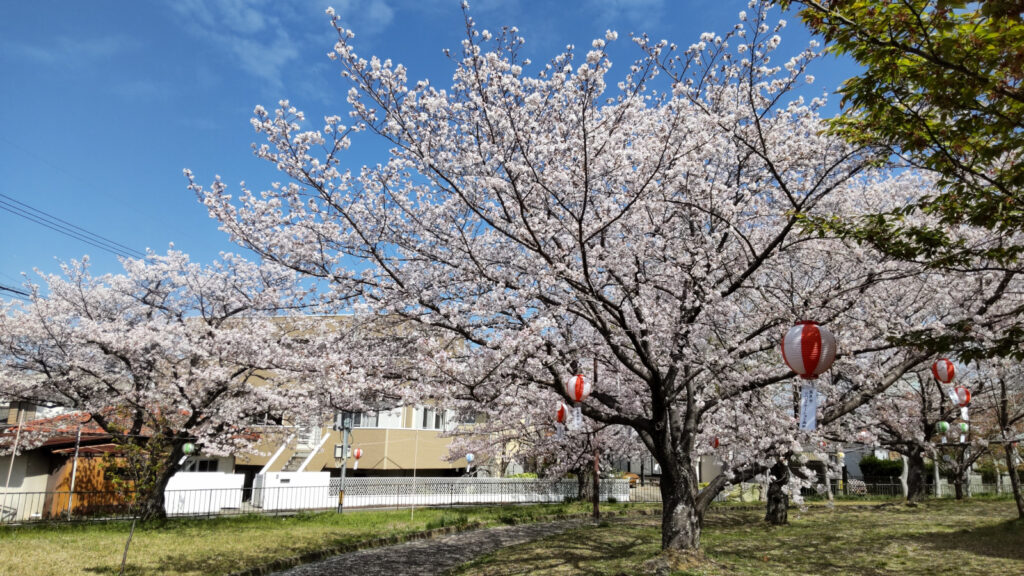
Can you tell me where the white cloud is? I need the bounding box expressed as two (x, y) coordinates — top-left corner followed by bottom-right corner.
(168, 0), (399, 88)
(169, 0), (304, 89)
(116, 79), (171, 100)
(4, 35), (134, 65)
(585, 0), (665, 28)
(322, 0), (395, 36)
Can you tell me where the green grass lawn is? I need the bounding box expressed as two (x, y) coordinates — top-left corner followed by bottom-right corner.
(452, 499), (1024, 576)
(0, 502), (656, 576)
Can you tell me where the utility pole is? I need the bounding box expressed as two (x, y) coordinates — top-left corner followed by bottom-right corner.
(3, 410), (26, 515)
(67, 424), (83, 520)
(335, 416), (352, 513)
(411, 431), (420, 521)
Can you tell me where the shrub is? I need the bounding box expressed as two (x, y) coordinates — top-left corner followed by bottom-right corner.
(859, 455), (903, 482)
(976, 463), (998, 484)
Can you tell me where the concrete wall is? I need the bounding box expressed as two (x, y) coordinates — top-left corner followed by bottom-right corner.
(252, 471), (333, 510)
(164, 472), (244, 515)
(0, 451), (52, 521)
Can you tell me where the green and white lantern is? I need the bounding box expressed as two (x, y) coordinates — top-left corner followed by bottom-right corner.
(182, 442), (196, 455)
(958, 423), (969, 433)
(936, 421), (950, 434)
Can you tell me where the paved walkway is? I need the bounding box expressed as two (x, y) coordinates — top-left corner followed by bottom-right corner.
(270, 519), (587, 576)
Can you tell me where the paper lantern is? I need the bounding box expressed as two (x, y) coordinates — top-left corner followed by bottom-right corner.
(556, 402), (569, 424)
(836, 452), (845, 461)
(781, 321), (837, 379)
(465, 453), (475, 464)
(352, 448), (363, 460)
(710, 437), (720, 449)
(953, 386), (971, 407)
(936, 421), (950, 434)
(564, 373), (592, 403)
(958, 423), (969, 433)
(182, 443), (195, 455)
(931, 359), (955, 384)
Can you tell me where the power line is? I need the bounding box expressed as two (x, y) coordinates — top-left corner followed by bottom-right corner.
(0, 192), (145, 259)
(0, 284), (29, 297)
(0, 284), (30, 302)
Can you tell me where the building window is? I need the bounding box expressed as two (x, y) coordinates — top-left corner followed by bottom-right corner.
(339, 411), (379, 428)
(418, 407), (446, 430)
(0, 402), (9, 425)
(184, 458), (219, 472)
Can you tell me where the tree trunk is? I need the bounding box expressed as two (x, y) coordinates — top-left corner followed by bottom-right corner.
(953, 473), (965, 500)
(1003, 446), (1024, 519)
(136, 443), (186, 521)
(765, 461), (790, 525)
(659, 467), (702, 550)
(905, 450), (926, 503)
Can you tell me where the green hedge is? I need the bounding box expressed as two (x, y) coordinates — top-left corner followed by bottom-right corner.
(859, 455), (902, 482)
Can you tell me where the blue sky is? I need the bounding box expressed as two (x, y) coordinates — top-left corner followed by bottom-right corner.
(0, 0), (856, 291)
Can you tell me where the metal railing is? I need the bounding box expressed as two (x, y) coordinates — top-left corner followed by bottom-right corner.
(338, 477), (630, 508)
(0, 477), (1012, 525)
(0, 477), (629, 525)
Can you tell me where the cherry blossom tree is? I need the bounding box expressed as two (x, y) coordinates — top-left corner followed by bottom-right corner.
(0, 251), (341, 520)
(848, 371), (962, 502)
(186, 1), (983, 550)
(972, 358), (1024, 517)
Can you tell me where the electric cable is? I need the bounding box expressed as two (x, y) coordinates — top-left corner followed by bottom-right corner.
(0, 193), (145, 259)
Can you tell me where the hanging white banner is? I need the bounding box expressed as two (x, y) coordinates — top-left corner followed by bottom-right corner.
(572, 405), (583, 429)
(961, 407), (969, 421)
(799, 384), (819, 431)
(555, 422), (565, 439)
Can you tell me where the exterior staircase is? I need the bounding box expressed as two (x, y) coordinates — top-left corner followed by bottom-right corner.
(281, 450), (310, 472)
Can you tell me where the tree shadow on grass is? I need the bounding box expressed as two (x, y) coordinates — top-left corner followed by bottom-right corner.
(84, 564), (145, 576)
(84, 549), (288, 576)
(916, 519), (1024, 562)
(455, 521), (662, 576)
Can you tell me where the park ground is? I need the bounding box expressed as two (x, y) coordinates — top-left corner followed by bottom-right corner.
(455, 498), (1024, 575)
(0, 499), (1020, 575)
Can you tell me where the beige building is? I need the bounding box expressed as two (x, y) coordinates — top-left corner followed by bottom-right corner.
(232, 406), (476, 484)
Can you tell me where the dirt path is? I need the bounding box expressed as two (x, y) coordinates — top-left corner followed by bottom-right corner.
(269, 519), (587, 576)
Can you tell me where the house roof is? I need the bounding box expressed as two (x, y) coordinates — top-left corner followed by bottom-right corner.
(0, 407), (144, 448)
(0, 411), (120, 450)
(1, 408), (261, 453)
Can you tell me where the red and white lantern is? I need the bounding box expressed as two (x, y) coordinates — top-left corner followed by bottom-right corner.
(352, 448), (363, 470)
(710, 437), (720, 449)
(564, 373), (592, 430)
(564, 373), (592, 403)
(953, 386), (971, 407)
(556, 402), (568, 424)
(781, 321), (837, 380)
(931, 359), (955, 384)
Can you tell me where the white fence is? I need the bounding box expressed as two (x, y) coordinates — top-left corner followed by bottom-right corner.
(337, 477), (631, 508)
(164, 472), (243, 515)
(252, 472), (334, 511)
